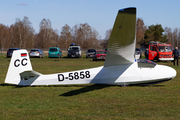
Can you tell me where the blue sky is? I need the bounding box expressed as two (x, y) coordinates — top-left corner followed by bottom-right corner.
(0, 0), (179, 39)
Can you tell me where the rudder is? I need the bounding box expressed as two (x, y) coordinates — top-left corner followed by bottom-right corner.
(5, 49), (33, 85)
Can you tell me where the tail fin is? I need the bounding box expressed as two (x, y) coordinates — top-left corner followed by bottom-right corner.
(5, 49), (33, 85)
(104, 7), (136, 67)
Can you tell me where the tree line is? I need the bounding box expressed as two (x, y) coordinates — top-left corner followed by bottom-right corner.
(0, 17), (102, 50)
(0, 16), (180, 50)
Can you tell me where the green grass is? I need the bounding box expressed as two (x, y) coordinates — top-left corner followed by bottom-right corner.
(0, 55), (180, 119)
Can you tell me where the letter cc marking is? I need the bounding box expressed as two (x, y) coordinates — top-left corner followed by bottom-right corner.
(21, 58), (27, 66)
(14, 59), (20, 67)
(14, 58), (27, 67)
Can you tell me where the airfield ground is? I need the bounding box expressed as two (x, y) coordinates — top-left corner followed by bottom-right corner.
(0, 54), (180, 119)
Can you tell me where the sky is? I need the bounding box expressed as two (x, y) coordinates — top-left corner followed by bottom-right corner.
(0, 0), (180, 39)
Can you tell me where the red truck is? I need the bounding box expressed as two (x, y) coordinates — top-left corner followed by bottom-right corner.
(148, 41), (174, 61)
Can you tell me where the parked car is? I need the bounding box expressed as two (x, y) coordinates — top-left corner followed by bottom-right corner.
(29, 49), (44, 58)
(135, 48), (142, 58)
(86, 49), (96, 58)
(93, 50), (106, 61)
(135, 51), (140, 59)
(48, 47), (62, 58)
(67, 46), (81, 58)
(7, 48), (20, 58)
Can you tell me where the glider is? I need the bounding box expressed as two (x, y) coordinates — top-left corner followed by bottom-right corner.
(5, 7), (176, 86)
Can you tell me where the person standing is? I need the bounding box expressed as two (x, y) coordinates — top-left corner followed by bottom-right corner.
(145, 49), (149, 59)
(173, 47), (179, 65)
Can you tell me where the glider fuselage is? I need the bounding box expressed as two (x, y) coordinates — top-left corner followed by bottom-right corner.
(18, 62), (176, 86)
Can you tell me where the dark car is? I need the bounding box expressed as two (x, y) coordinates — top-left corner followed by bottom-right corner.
(86, 49), (96, 58)
(7, 48), (20, 58)
(135, 48), (142, 58)
(67, 46), (81, 58)
(93, 50), (106, 61)
(29, 49), (44, 58)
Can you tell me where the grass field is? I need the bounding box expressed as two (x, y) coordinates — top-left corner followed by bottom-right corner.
(0, 55), (180, 120)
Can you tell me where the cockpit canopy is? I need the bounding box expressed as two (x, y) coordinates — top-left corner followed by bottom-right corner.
(137, 59), (156, 68)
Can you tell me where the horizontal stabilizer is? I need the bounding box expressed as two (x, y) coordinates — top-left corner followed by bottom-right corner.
(20, 70), (42, 80)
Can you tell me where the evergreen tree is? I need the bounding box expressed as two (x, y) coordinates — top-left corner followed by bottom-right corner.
(144, 24), (168, 44)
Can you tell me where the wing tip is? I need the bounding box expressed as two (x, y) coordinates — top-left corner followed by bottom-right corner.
(119, 7), (136, 14)
(119, 7), (136, 12)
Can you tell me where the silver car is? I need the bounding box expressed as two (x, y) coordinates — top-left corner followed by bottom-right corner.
(29, 49), (44, 58)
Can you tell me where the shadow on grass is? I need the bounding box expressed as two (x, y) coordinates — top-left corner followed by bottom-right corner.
(59, 84), (111, 96)
(0, 82), (165, 91)
(0, 83), (25, 88)
(147, 84), (165, 87)
(133, 84), (165, 87)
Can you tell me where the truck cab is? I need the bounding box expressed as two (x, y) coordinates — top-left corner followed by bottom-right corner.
(148, 42), (174, 61)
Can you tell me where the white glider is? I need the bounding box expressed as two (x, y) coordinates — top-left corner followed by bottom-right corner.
(5, 7), (176, 86)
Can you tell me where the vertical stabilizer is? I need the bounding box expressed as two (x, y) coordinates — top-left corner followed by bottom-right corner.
(5, 49), (33, 85)
(104, 7), (136, 67)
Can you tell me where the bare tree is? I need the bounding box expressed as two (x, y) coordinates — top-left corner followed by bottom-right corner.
(38, 18), (53, 48)
(71, 24), (82, 46)
(101, 28), (112, 49)
(60, 24), (72, 49)
(88, 28), (100, 49)
(14, 18), (24, 48)
(7, 17), (35, 49)
(164, 27), (173, 44)
(171, 28), (180, 48)
(0, 24), (10, 49)
(51, 29), (59, 47)
(136, 18), (146, 47)
(71, 23), (100, 49)
(22, 16), (35, 48)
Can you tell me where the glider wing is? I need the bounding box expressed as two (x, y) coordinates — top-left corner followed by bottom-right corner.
(104, 7), (136, 67)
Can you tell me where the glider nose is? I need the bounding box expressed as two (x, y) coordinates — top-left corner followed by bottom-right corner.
(158, 65), (177, 80)
(170, 67), (177, 79)
(164, 65), (177, 79)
